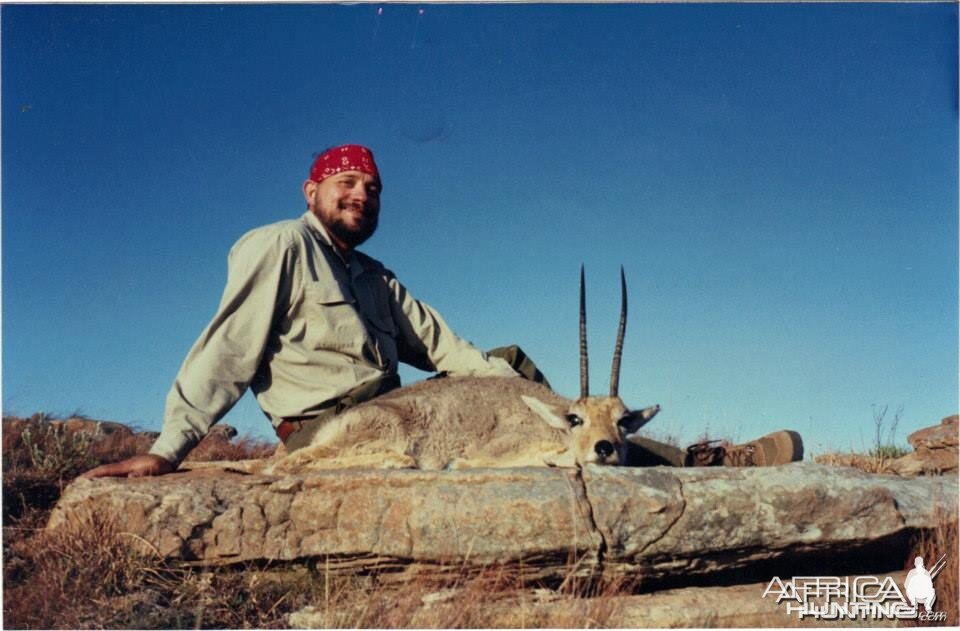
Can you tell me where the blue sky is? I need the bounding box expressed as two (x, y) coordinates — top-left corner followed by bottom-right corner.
(2, 3), (957, 455)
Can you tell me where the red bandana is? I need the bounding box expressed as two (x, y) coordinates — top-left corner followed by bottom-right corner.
(309, 144), (380, 184)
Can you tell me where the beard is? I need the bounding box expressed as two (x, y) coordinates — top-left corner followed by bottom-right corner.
(326, 205), (379, 248)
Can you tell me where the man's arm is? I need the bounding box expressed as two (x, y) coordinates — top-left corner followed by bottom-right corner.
(82, 454), (174, 479)
(387, 273), (517, 378)
(84, 228), (296, 477)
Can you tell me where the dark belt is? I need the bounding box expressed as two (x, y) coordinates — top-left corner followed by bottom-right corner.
(275, 374), (401, 446)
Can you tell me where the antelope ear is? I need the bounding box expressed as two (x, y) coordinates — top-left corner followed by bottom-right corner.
(619, 404), (661, 436)
(521, 396), (568, 431)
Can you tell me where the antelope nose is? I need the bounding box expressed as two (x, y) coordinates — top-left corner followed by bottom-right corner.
(595, 440), (615, 460)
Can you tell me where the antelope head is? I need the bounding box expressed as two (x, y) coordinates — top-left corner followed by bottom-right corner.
(522, 266), (660, 466)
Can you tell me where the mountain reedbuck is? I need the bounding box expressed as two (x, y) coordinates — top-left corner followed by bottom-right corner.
(266, 267), (660, 473)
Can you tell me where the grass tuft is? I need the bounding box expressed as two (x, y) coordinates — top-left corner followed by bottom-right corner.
(185, 434), (278, 462)
(3, 512), (172, 628)
(904, 509), (959, 627)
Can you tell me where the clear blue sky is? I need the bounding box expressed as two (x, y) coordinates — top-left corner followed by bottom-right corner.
(2, 3), (957, 455)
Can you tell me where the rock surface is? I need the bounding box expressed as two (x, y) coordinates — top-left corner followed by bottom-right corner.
(48, 463), (957, 583)
(890, 414), (959, 476)
(816, 414), (959, 477)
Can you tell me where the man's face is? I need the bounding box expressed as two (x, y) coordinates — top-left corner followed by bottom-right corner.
(304, 170), (381, 250)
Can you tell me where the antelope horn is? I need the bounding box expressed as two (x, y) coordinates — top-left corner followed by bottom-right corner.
(579, 265), (589, 398)
(610, 266), (627, 397)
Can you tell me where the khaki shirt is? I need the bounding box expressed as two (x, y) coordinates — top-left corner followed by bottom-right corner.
(150, 211), (516, 465)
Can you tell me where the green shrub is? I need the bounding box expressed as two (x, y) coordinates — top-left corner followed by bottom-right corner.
(20, 422), (97, 480)
(868, 443), (910, 460)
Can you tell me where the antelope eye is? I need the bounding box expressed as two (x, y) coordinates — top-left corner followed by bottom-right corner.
(566, 414), (583, 427)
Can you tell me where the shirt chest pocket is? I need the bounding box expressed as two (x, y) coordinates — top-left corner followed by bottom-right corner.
(353, 276), (399, 339)
(302, 282), (367, 353)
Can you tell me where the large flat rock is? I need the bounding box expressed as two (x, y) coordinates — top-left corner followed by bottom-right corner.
(48, 463), (957, 582)
(584, 464), (957, 581)
(51, 467), (600, 580)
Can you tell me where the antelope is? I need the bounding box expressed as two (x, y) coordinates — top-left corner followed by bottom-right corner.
(264, 266), (660, 473)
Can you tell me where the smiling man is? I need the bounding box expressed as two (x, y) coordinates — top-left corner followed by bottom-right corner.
(84, 144), (528, 477)
(303, 145), (382, 251)
(83, 144), (802, 478)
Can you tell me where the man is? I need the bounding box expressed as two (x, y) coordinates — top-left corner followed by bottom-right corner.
(85, 144), (534, 478)
(85, 144), (801, 477)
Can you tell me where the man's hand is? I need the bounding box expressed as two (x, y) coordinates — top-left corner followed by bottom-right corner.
(81, 454), (175, 479)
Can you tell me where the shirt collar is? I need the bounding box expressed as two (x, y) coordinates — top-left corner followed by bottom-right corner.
(302, 210), (334, 247)
(301, 211), (363, 276)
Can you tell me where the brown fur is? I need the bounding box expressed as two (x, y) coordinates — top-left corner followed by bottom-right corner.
(264, 376), (655, 472)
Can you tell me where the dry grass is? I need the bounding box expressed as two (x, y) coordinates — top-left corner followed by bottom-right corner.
(3, 415), (148, 472)
(904, 509), (959, 627)
(185, 434), (278, 462)
(2, 413), (281, 628)
(4, 512), (169, 628)
(4, 512), (630, 629)
(814, 451), (898, 474)
(314, 566), (631, 628)
(3, 416), (148, 527)
(3, 414), (273, 529)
